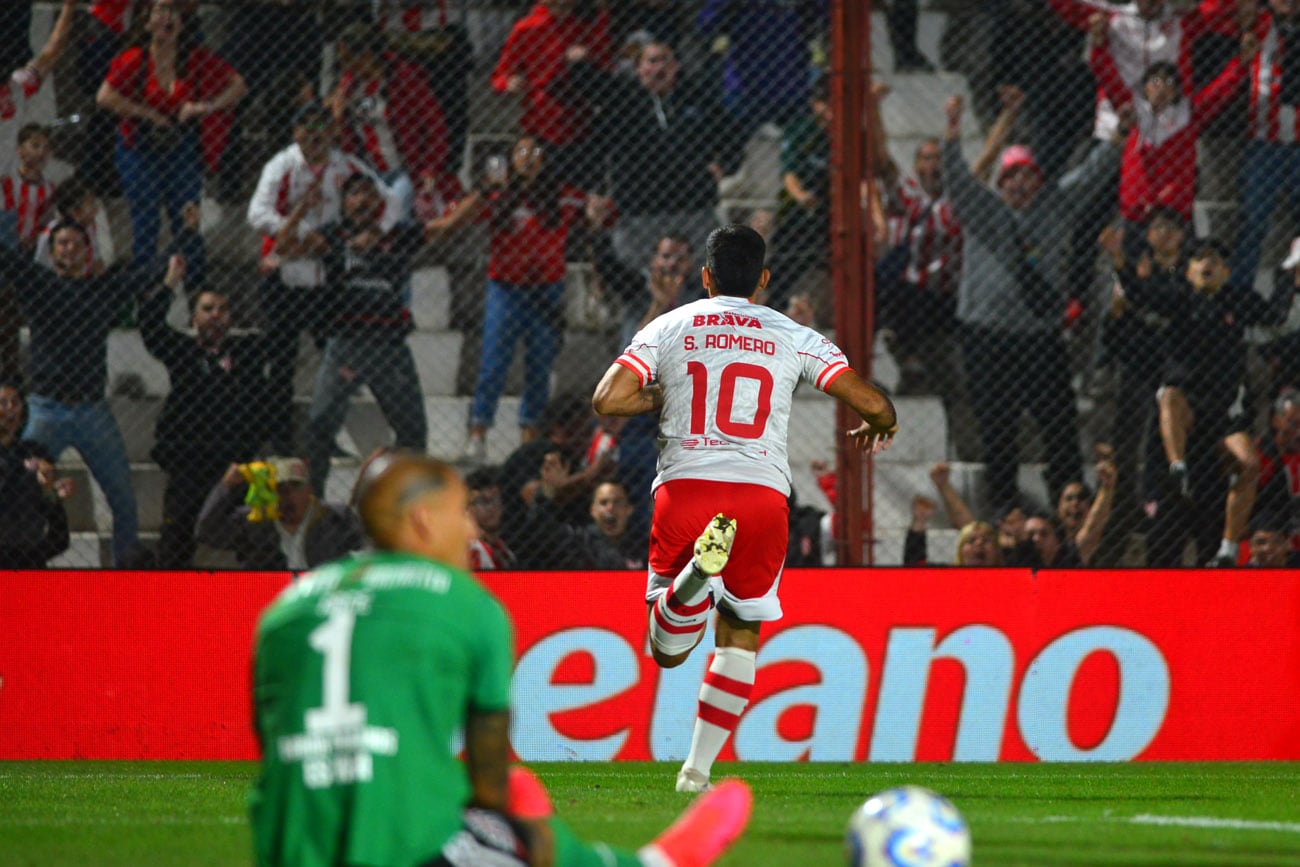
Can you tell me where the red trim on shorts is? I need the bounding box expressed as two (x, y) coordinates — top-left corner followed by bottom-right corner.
(650, 480), (789, 605)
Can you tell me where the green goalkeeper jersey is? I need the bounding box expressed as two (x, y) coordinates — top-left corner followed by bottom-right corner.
(249, 549), (514, 867)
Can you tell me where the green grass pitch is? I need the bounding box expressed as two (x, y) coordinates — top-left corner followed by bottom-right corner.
(2, 761), (1299, 865)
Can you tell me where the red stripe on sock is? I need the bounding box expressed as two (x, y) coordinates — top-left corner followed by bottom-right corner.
(704, 671), (754, 700)
(654, 598), (705, 635)
(666, 592), (711, 617)
(698, 701), (742, 731)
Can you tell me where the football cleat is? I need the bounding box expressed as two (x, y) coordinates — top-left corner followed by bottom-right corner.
(675, 767), (712, 793)
(692, 514), (737, 577)
(644, 779), (752, 867)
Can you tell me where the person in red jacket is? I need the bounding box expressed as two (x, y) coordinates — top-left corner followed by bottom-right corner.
(492, 0), (612, 187)
(1089, 14), (1255, 233)
(428, 135), (604, 463)
(330, 21), (449, 221)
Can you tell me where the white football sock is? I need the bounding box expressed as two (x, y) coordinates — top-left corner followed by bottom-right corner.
(681, 647), (756, 780)
(648, 560), (714, 656)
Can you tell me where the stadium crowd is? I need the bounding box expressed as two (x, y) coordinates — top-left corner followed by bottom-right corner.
(1, 0), (1299, 570)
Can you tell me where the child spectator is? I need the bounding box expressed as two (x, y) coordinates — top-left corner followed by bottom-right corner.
(1, 124), (54, 252)
(466, 466), (516, 570)
(1088, 18), (1254, 228)
(1111, 237), (1295, 566)
(0, 0), (75, 177)
(428, 136), (603, 462)
(34, 176), (114, 276)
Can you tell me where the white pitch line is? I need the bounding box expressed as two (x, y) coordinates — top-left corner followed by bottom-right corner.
(1131, 814), (1300, 834)
(995, 814), (1300, 834)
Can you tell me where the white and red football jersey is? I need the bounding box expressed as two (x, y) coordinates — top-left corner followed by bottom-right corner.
(616, 295), (851, 496)
(1, 173), (53, 250)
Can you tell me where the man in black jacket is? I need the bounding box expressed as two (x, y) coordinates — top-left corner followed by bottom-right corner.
(0, 222), (162, 566)
(580, 40), (747, 270)
(139, 269), (267, 568)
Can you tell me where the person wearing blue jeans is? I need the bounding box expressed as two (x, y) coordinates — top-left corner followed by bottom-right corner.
(1230, 140), (1300, 286)
(96, 0), (246, 262)
(24, 396), (137, 565)
(471, 279), (565, 440)
(0, 222), (193, 566)
(274, 173), (431, 496)
(114, 132), (204, 264)
(426, 135), (597, 462)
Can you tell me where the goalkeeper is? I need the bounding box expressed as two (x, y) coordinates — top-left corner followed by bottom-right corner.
(249, 450), (750, 867)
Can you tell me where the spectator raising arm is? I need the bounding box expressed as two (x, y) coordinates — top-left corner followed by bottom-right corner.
(1074, 458), (1117, 566)
(28, 0), (77, 81)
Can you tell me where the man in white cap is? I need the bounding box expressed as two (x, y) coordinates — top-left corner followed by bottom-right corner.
(196, 455), (363, 570)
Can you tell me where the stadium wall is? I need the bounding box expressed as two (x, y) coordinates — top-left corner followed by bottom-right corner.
(3, 569), (1298, 761)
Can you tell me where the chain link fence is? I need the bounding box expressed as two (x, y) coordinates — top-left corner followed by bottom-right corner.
(2, 1), (1298, 570)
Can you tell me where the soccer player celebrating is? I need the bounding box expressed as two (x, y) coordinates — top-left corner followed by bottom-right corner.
(249, 450), (751, 866)
(593, 225), (898, 792)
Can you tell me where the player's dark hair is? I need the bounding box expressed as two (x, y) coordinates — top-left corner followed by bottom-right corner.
(17, 123), (49, 147)
(52, 175), (94, 219)
(705, 224), (766, 297)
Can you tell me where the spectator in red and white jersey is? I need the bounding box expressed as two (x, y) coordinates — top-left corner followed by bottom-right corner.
(1254, 387), (1300, 548)
(330, 21), (449, 223)
(373, 0), (474, 176)
(1089, 17), (1254, 228)
(465, 465), (517, 571)
(0, 125), (54, 252)
(492, 0), (613, 188)
(1047, 0), (1237, 142)
(33, 176), (113, 281)
(246, 101), (403, 455)
(0, 0), (75, 178)
(1227, 0), (1300, 283)
(428, 135), (606, 462)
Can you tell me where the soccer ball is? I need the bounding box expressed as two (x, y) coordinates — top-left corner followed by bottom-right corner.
(844, 785), (971, 867)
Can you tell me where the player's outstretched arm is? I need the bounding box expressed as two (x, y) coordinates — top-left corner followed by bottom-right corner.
(826, 370), (898, 454)
(592, 363), (664, 417)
